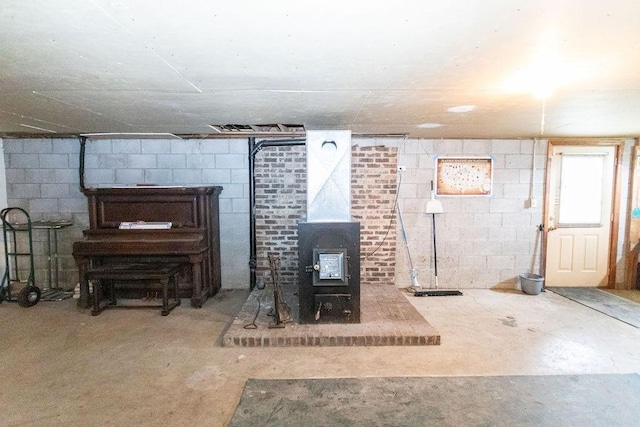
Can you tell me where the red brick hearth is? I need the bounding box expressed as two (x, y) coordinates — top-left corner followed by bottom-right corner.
(222, 284), (440, 347)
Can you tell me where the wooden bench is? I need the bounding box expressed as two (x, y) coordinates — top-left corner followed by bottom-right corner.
(87, 263), (181, 316)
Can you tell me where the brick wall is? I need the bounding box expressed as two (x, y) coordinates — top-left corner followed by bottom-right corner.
(254, 145), (307, 288)
(254, 143), (398, 290)
(352, 145), (397, 285)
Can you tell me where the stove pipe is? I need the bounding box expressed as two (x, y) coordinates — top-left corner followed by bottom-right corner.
(306, 130), (352, 222)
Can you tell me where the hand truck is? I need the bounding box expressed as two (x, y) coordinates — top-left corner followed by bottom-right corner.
(0, 207), (41, 307)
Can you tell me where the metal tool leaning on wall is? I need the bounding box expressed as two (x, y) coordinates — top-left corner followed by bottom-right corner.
(396, 170), (462, 298)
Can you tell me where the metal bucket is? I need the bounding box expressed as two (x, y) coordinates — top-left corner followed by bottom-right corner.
(519, 273), (544, 295)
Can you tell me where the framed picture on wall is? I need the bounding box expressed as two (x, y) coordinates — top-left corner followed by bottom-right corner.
(435, 156), (493, 196)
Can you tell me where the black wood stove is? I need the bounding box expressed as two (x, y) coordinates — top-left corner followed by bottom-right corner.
(298, 222), (360, 323)
(298, 130), (360, 324)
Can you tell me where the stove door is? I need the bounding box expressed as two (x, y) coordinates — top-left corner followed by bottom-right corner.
(314, 294), (353, 323)
(312, 249), (348, 286)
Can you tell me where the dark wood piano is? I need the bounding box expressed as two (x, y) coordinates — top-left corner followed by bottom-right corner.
(73, 186), (223, 308)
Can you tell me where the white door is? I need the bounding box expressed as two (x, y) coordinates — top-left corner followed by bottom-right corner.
(545, 145), (616, 287)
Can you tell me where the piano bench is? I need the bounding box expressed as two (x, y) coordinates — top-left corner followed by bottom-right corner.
(86, 263), (181, 316)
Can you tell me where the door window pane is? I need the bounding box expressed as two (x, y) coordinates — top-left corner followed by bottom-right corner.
(558, 154), (605, 225)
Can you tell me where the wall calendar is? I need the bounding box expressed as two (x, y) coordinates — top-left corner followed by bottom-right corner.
(435, 156), (493, 196)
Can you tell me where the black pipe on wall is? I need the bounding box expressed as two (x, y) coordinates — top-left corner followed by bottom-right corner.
(248, 137), (306, 290)
(78, 136), (87, 192)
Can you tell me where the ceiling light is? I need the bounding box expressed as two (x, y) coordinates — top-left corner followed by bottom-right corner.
(447, 105), (475, 113)
(417, 123), (443, 129)
(500, 29), (597, 98)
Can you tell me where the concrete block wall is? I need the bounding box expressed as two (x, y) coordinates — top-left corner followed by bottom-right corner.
(3, 138), (85, 288)
(2, 137), (250, 289)
(3, 136), (633, 292)
(395, 139), (547, 290)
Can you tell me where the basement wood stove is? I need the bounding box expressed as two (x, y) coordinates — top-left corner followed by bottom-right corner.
(297, 130), (360, 324)
(298, 222), (360, 324)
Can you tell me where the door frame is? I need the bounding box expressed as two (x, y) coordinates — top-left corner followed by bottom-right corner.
(625, 141), (640, 290)
(542, 138), (625, 288)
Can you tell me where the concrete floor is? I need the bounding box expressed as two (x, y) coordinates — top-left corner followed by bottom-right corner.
(2, 288), (639, 426)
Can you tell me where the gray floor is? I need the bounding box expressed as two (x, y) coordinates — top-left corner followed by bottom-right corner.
(2, 288), (640, 426)
(230, 375), (640, 426)
(549, 287), (640, 327)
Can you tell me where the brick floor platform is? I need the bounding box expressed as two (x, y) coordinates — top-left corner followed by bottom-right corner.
(222, 284), (440, 347)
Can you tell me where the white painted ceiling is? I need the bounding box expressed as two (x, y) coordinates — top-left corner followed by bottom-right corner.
(1, 0), (639, 139)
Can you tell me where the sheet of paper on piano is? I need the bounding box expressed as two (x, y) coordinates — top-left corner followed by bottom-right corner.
(118, 222), (173, 229)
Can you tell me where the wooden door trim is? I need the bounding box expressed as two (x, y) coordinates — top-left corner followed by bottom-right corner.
(624, 141), (640, 290)
(543, 138), (624, 288)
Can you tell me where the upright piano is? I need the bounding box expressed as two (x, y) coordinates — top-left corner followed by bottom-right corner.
(73, 186), (223, 308)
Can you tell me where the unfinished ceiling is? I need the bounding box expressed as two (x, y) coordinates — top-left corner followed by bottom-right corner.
(1, 0), (639, 139)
